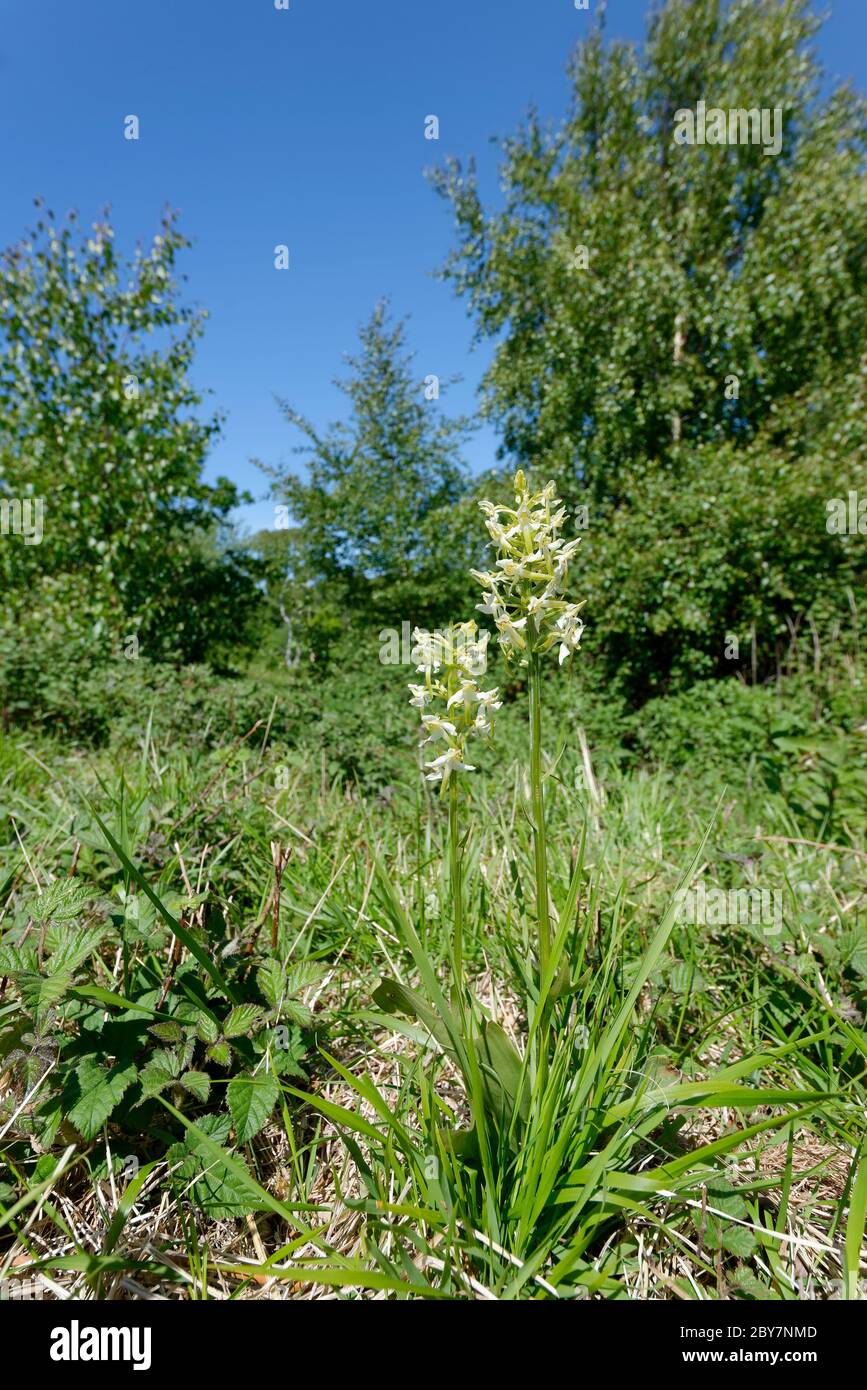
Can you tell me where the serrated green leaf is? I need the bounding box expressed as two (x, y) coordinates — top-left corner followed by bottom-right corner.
(256, 960), (283, 1009)
(149, 1021), (184, 1044)
(280, 998), (313, 1029)
(180, 1070), (211, 1103)
(0, 940), (34, 973)
(196, 1014), (219, 1044)
(15, 970), (73, 1021)
(207, 1040), (232, 1067)
(284, 961), (326, 996)
(31, 880), (93, 924)
(44, 926), (107, 975)
(139, 1058), (176, 1099)
(223, 1004), (262, 1038)
(165, 1114), (262, 1220)
(227, 1071), (279, 1143)
(90, 809), (239, 1003)
(731, 1266), (775, 1300)
(704, 1180), (749, 1219)
(66, 1057), (137, 1140)
(722, 1224), (757, 1258)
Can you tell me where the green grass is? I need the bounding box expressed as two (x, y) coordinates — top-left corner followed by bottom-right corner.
(0, 677), (865, 1300)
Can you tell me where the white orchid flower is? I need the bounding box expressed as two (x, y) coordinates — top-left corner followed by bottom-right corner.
(421, 715), (459, 742)
(447, 680), (479, 712)
(424, 746), (476, 787)
(556, 614), (585, 665)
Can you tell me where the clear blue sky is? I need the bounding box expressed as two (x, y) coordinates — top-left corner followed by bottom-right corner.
(1, 0), (863, 534)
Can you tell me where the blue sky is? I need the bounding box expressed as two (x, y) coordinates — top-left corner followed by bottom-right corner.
(1, 0), (863, 534)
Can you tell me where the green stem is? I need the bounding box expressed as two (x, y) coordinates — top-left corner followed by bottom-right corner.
(528, 651), (552, 979)
(449, 773), (464, 1005)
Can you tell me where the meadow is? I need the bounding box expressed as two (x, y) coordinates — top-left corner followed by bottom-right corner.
(1, 0), (866, 1305)
(1, 586), (864, 1300)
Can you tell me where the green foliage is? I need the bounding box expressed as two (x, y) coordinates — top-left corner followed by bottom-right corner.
(0, 669), (864, 1294)
(264, 301), (478, 650)
(758, 717), (867, 839)
(0, 203), (263, 669)
(571, 430), (867, 697)
(0, 834), (316, 1208)
(165, 1114), (261, 1221)
(434, 0), (867, 695)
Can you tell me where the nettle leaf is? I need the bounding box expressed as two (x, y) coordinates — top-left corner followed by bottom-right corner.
(31, 879), (93, 924)
(280, 998), (313, 1029)
(15, 970), (73, 1021)
(256, 961), (284, 1009)
(223, 1005), (262, 1038)
(166, 1114), (262, 1220)
(45, 926), (107, 975)
(227, 1071), (279, 1143)
(284, 961), (326, 997)
(0, 939), (36, 973)
(149, 1021), (184, 1044)
(196, 1014), (220, 1044)
(180, 1070), (211, 1104)
(66, 1057), (137, 1140)
(722, 1224), (757, 1258)
(704, 1181), (749, 1219)
(140, 1058), (177, 1099)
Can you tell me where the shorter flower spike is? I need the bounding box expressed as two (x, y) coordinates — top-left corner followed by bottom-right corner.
(408, 620), (501, 791)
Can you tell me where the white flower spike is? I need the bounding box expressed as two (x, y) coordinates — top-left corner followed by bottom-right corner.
(472, 469), (586, 669)
(408, 619), (499, 794)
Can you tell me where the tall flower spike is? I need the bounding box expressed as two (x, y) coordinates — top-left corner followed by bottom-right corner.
(471, 470), (585, 668)
(409, 620), (501, 792)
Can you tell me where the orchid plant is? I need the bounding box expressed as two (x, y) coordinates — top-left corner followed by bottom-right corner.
(471, 470), (585, 993)
(375, 469), (585, 1150)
